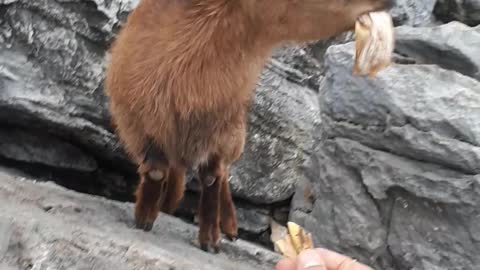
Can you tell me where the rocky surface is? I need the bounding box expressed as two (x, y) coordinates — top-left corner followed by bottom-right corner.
(0, 168), (281, 270)
(291, 21), (480, 270)
(395, 22), (480, 81)
(434, 0), (480, 26)
(390, 0), (437, 26)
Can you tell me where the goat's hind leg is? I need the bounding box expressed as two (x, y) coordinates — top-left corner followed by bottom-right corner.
(134, 140), (169, 231)
(160, 165), (186, 214)
(219, 173), (237, 241)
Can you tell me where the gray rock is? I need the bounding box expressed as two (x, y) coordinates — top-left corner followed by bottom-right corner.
(0, 127), (98, 172)
(291, 21), (480, 270)
(0, 168), (282, 270)
(321, 24), (480, 174)
(389, 0), (437, 26)
(301, 143), (393, 270)
(0, 219), (13, 260)
(0, 7), (129, 168)
(388, 193), (479, 270)
(269, 45), (324, 91)
(434, 0), (480, 26)
(395, 21), (480, 81)
(230, 67), (319, 204)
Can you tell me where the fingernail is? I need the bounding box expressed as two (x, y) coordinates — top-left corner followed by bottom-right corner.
(298, 250), (326, 270)
(303, 261), (323, 269)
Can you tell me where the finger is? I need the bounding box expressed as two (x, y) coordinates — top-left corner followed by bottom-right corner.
(315, 248), (373, 270)
(276, 258), (296, 270)
(297, 249), (327, 270)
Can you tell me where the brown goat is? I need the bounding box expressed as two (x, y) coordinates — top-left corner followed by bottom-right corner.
(104, 0), (393, 253)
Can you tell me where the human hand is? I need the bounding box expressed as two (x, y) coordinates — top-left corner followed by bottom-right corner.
(276, 248), (373, 270)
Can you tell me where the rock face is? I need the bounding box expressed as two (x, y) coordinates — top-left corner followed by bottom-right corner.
(0, 0), (318, 241)
(434, 0), (480, 26)
(0, 168), (281, 270)
(395, 22), (480, 81)
(291, 22), (480, 270)
(390, 0), (437, 26)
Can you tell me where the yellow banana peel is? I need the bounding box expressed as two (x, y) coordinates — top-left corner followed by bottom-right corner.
(353, 11), (395, 77)
(271, 221), (314, 259)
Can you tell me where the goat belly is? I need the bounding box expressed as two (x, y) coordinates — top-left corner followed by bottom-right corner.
(146, 108), (247, 167)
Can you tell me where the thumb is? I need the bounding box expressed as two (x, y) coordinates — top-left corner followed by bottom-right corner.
(296, 249), (327, 270)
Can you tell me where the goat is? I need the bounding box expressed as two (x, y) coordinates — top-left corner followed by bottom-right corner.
(104, 0), (394, 253)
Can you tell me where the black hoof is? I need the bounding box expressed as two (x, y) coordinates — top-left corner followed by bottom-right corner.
(143, 222), (153, 232)
(200, 243), (209, 252)
(135, 220), (144, 229)
(226, 235), (237, 242)
(135, 220), (153, 231)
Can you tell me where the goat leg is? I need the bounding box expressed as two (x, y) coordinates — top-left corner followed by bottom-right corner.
(219, 173), (237, 241)
(197, 157), (223, 253)
(160, 166), (186, 214)
(134, 141), (169, 231)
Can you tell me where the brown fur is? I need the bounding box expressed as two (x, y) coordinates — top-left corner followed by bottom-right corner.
(104, 0), (393, 252)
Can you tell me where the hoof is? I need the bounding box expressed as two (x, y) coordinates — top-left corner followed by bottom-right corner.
(225, 234), (237, 242)
(143, 222), (153, 231)
(135, 220), (153, 231)
(200, 243), (209, 252)
(135, 220), (143, 229)
(199, 243), (221, 254)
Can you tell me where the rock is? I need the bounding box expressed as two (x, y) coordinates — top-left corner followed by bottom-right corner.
(0, 168), (281, 270)
(389, 0), (437, 26)
(230, 67), (319, 204)
(290, 22), (480, 270)
(269, 45), (324, 91)
(434, 0), (480, 26)
(0, 127), (97, 172)
(0, 8), (130, 168)
(0, 219), (13, 260)
(395, 21), (480, 81)
(307, 32), (355, 66)
(321, 23), (480, 175)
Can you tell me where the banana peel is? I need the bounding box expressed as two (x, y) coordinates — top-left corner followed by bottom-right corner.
(271, 221), (314, 259)
(353, 11), (394, 77)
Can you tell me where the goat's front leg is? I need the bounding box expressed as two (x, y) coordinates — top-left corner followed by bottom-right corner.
(197, 156), (226, 253)
(135, 166), (168, 231)
(134, 142), (169, 231)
